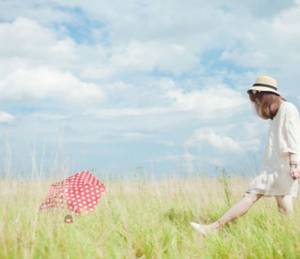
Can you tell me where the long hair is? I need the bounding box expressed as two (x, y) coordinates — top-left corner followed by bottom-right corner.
(248, 92), (284, 120)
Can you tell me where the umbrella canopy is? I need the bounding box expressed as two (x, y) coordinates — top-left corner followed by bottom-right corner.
(40, 171), (106, 214)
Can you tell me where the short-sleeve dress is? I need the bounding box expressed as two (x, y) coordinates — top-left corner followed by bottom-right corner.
(246, 101), (300, 197)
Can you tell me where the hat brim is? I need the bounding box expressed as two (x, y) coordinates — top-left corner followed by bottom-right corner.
(247, 86), (281, 96)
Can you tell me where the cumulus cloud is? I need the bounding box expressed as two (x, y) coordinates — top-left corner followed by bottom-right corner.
(185, 128), (242, 152)
(80, 41), (197, 79)
(87, 79), (248, 121)
(87, 107), (176, 118)
(219, 2), (300, 89)
(0, 1), (73, 25)
(0, 17), (112, 86)
(0, 18), (77, 69)
(0, 17), (198, 83)
(1, 0), (299, 173)
(0, 67), (104, 104)
(110, 41), (197, 75)
(165, 83), (247, 118)
(0, 112), (15, 123)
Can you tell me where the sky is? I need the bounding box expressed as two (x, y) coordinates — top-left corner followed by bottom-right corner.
(0, 0), (300, 178)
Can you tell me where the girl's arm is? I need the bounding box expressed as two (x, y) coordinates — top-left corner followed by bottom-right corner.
(289, 153), (298, 167)
(282, 104), (300, 180)
(289, 153), (300, 180)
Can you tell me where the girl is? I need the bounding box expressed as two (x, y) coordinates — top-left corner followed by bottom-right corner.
(191, 75), (300, 236)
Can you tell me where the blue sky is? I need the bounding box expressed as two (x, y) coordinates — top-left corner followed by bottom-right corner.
(0, 0), (300, 178)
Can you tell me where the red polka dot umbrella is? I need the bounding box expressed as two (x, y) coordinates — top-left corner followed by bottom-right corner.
(40, 171), (106, 214)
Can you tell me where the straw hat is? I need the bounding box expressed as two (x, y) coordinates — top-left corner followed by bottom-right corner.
(247, 75), (280, 96)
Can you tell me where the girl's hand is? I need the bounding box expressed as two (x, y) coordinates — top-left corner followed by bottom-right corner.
(290, 168), (300, 180)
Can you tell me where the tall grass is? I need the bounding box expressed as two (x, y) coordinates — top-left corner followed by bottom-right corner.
(1, 176), (300, 258)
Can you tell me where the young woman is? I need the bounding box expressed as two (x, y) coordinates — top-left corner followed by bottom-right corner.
(191, 75), (300, 236)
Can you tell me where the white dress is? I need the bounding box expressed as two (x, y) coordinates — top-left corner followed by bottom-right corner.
(246, 101), (300, 197)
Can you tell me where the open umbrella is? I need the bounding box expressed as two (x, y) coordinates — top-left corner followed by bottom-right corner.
(40, 170), (106, 214)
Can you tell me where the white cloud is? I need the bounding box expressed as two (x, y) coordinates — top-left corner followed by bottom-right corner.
(0, 18), (77, 66)
(0, 18), (111, 83)
(87, 80), (248, 121)
(219, 2), (300, 88)
(110, 41), (197, 75)
(166, 83), (247, 118)
(0, 17), (199, 84)
(0, 1), (73, 25)
(0, 67), (104, 104)
(87, 107), (176, 118)
(185, 128), (242, 152)
(85, 78), (249, 133)
(73, 40), (198, 79)
(0, 112), (15, 123)
(80, 66), (114, 81)
(1, 0), (299, 173)
(239, 138), (260, 151)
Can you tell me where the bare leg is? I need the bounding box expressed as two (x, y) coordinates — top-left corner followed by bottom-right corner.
(213, 193), (263, 228)
(275, 195), (293, 214)
(191, 193), (263, 235)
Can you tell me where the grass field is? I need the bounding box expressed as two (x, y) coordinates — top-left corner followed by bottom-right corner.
(1, 176), (300, 258)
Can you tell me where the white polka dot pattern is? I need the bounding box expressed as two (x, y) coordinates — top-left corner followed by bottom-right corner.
(40, 171), (106, 214)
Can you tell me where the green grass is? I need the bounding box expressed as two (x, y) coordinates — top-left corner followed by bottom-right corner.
(1, 177), (300, 258)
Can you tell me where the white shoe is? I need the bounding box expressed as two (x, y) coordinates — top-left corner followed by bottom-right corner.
(190, 222), (212, 236)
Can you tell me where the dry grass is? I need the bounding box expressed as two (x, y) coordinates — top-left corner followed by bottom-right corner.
(1, 177), (300, 258)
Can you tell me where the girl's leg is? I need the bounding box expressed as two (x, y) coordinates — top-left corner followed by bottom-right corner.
(275, 195), (293, 214)
(214, 193), (263, 227)
(191, 193), (263, 235)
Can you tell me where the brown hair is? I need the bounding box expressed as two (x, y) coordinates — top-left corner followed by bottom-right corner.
(248, 91), (284, 119)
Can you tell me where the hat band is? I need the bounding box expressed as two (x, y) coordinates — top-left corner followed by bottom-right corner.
(253, 83), (277, 90)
